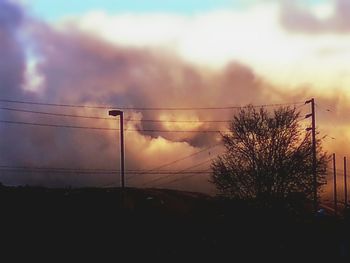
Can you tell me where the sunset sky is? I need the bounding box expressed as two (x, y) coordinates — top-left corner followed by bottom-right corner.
(1, 0), (350, 194)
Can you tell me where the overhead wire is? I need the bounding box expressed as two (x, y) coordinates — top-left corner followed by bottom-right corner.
(315, 103), (337, 140)
(0, 107), (232, 123)
(142, 158), (214, 187)
(151, 159), (214, 187)
(133, 143), (220, 174)
(94, 143), (221, 188)
(0, 98), (316, 190)
(0, 98), (305, 111)
(0, 165), (210, 173)
(0, 120), (226, 133)
(0, 99), (308, 133)
(155, 171), (207, 187)
(0, 168), (211, 175)
(101, 143), (221, 188)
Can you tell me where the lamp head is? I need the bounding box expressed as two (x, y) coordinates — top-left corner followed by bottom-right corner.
(109, 110), (123, 116)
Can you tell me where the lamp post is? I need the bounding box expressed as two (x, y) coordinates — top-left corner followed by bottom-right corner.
(109, 110), (125, 189)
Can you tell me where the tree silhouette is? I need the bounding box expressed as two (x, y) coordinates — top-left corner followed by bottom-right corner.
(211, 106), (328, 201)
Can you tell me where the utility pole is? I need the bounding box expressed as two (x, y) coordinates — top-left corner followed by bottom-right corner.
(344, 157), (348, 207)
(333, 153), (337, 215)
(305, 98), (317, 213)
(120, 112), (125, 189)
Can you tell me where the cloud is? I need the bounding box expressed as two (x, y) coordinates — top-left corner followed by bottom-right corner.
(0, 0), (25, 97)
(280, 0), (350, 34)
(61, 3), (350, 95)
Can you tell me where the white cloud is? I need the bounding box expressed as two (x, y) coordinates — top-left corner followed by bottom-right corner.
(58, 2), (350, 92)
(22, 58), (45, 92)
(313, 2), (334, 19)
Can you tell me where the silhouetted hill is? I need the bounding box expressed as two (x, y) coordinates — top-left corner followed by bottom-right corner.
(0, 185), (349, 261)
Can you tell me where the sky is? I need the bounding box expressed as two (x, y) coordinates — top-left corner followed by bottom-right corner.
(24, 0), (243, 18)
(21, 0), (328, 19)
(21, 0), (318, 18)
(1, 0), (350, 194)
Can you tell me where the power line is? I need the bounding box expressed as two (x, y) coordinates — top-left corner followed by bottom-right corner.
(0, 98), (305, 111)
(0, 120), (119, 131)
(99, 143), (221, 188)
(0, 120), (226, 133)
(0, 165), (119, 172)
(130, 143), (220, 176)
(156, 171), (205, 186)
(133, 119), (228, 123)
(0, 144), (219, 185)
(0, 168), (211, 175)
(0, 107), (114, 120)
(0, 165), (211, 173)
(0, 165), (212, 176)
(150, 159), (213, 187)
(0, 106), (231, 123)
(315, 103), (332, 113)
(0, 168), (115, 175)
(0, 164), (210, 173)
(142, 158), (213, 187)
(321, 134), (336, 140)
(315, 103), (337, 141)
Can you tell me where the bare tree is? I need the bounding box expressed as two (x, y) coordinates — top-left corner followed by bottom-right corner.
(211, 106), (328, 201)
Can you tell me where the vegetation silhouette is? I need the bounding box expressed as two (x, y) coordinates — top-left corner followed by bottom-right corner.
(211, 106), (328, 203)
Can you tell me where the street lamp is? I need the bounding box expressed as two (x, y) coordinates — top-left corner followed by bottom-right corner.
(109, 110), (125, 189)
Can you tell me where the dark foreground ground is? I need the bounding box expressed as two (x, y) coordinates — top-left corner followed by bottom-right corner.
(0, 185), (349, 261)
